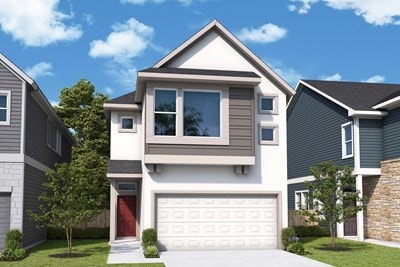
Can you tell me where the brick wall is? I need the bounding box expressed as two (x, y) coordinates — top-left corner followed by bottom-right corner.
(363, 158), (400, 241)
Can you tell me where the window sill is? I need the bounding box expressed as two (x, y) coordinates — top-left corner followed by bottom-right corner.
(146, 135), (230, 146)
(144, 154), (255, 165)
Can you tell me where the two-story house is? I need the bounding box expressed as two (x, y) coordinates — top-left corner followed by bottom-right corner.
(0, 53), (73, 248)
(288, 79), (400, 243)
(104, 20), (295, 250)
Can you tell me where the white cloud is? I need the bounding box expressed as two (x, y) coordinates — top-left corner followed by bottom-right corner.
(25, 62), (54, 79)
(50, 100), (59, 107)
(289, 0), (400, 26)
(237, 23), (287, 43)
(105, 62), (137, 90)
(89, 18), (154, 64)
(104, 87), (114, 95)
(0, 0), (82, 47)
(362, 75), (385, 83)
(83, 13), (95, 25)
(320, 72), (343, 81)
(266, 59), (304, 87)
(120, 0), (196, 5)
(289, 0), (319, 14)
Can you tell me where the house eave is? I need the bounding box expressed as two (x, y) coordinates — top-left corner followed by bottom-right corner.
(372, 95), (400, 110)
(348, 110), (388, 118)
(135, 71), (261, 102)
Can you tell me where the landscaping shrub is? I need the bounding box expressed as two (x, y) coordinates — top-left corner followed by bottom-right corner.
(142, 228), (157, 248)
(281, 227), (297, 250)
(294, 225), (329, 237)
(47, 227), (109, 239)
(287, 242), (308, 255)
(0, 230), (26, 261)
(143, 245), (159, 258)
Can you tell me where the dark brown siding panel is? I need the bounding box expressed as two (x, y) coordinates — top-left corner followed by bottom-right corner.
(0, 63), (22, 153)
(25, 88), (63, 168)
(23, 164), (47, 247)
(146, 87), (254, 157)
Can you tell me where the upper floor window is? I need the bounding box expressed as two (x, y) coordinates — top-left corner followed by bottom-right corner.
(119, 114), (137, 133)
(259, 123), (279, 145)
(147, 85), (229, 145)
(0, 91), (11, 125)
(295, 190), (310, 210)
(47, 120), (62, 155)
(341, 122), (353, 159)
(258, 94), (278, 114)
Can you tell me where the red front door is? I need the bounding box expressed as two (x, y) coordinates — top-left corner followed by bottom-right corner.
(117, 195), (136, 237)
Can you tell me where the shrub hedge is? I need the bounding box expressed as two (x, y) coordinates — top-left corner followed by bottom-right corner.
(293, 225), (329, 237)
(47, 227), (109, 239)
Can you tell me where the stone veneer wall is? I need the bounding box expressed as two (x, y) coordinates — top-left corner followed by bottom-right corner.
(0, 162), (24, 231)
(363, 158), (400, 242)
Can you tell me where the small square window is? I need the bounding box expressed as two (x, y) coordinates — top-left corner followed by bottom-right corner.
(119, 114), (137, 133)
(259, 124), (279, 145)
(258, 94), (278, 114)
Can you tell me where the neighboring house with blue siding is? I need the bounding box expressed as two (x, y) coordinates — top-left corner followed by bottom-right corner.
(288, 79), (400, 243)
(0, 53), (74, 249)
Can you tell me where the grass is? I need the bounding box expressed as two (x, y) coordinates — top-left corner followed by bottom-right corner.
(0, 239), (164, 267)
(300, 237), (400, 267)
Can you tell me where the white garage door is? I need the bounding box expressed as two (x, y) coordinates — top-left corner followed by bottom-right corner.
(156, 194), (277, 250)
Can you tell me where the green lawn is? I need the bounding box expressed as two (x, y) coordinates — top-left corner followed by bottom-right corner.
(300, 237), (400, 267)
(0, 239), (164, 267)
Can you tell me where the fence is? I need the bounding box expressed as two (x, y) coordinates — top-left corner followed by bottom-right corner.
(75, 210), (110, 229)
(288, 210), (318, 227)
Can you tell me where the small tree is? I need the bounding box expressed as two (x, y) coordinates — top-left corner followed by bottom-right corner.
(29, 151), (107, 255)
(302, 161), (365, 249)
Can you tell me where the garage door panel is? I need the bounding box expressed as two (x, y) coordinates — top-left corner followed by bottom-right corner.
(157, 194), (278, 250)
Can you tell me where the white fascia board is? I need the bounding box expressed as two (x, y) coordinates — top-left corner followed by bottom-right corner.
(144, 154), (255, 165)
(372, 95), (400, 110)
(287, 176), (315, 185)
(107, 173), (142, 178)
(152, 20), (295, 97)
(348, 110), (387, 118)
(103, 103), (142, 111)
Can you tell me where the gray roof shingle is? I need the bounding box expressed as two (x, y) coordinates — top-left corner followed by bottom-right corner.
(139, 67), (260, 78)
(303, 80), (400, 111)
(107, 160), (142, 174)
(107, 92), (136, 104)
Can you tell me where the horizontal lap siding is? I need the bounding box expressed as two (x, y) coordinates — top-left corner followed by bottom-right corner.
(23, 164), (47, 247)
(360, 119), (382, 168)
(146, 87), (254, 157)
(0, 63), (22, 152)
(383, 107), (400, 160)
(288, 86), (353, 179)
(25, 88), (63, 168)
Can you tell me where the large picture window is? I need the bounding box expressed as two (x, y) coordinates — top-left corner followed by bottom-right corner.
(0, 91), (11, 125)
(147, 85), (229, 145)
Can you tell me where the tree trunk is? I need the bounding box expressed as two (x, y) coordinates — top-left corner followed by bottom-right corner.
(330, 223), (336, 249)
(66, 227), (73, 254)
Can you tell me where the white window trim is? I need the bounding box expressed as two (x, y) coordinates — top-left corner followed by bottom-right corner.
(341, 122), (353, 159)
(118, 113), (137, 133)
(0, 90), (11, 126)
(259, 123), (279, 145)
(146, 83), (229, 145)
(258, 93), (278, 115)
(295, 190), (310, 210)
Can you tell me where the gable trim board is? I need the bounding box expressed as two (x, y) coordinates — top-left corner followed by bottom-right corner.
(373, 95), (400, 110)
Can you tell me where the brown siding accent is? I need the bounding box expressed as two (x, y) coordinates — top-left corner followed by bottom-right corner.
(145, 87), (254, 157)
(0, 62), (22, 153)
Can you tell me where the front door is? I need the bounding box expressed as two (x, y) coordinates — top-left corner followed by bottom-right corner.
(117, 195), (136, 237)
(344, 216), (357, 236)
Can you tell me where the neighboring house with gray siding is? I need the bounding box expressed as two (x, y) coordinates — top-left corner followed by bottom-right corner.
(0, 53), (73, 248)
(104, 20), (296, 250)
(287, 79), (400, 243)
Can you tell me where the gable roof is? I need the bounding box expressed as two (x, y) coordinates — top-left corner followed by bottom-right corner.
(106, 92), (136, 104)
(147, 20), (295, 97)
(0, 53), (75, 143)
(289, 80), (400, 118)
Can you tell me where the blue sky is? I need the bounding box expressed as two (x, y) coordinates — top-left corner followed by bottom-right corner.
(1, 0), (400, 104)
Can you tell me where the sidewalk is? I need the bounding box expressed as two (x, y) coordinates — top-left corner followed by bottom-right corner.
(107, 240), (164, 265)
(365, 239), (400, 248)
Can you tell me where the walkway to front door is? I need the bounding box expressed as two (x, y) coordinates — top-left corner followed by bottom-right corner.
(117, 195), (136, 237)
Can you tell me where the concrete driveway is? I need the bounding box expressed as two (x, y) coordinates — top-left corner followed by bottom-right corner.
(159, 250), (331, 267)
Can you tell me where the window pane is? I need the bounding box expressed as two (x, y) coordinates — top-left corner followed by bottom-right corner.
(117, 183), (136, 191)
(51, 125), (57, 149)
(261, 128), (274, 141)
(344, 125), (352, 141)
(183, 91), (220, 137)
(121, 118), (133, 129)
(0, 110), (6, 121)
(155, 90), (176, 112)
(346, 141), (353, 155)
(261, 97), (273, 111)
(155, 114), (176, 135)
(0, 96), (6, 108)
